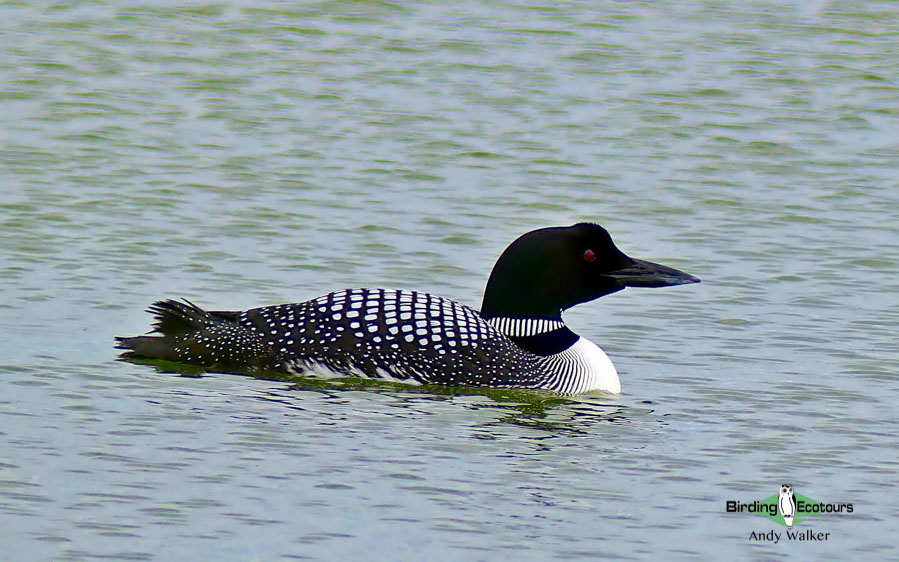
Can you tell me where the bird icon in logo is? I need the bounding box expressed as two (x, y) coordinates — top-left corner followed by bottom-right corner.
(778, 484), (797, 529)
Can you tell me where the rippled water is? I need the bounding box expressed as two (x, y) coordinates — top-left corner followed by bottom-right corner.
(2, 1), (897, 560)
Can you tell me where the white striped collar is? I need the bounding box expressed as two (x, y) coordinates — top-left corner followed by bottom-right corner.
(486, 316), (566, 338)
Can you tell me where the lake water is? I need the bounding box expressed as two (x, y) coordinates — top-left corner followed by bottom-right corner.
(2, 1), (897, 560)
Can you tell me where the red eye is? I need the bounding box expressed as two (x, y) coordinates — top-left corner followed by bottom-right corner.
(583, 249), (596, 263)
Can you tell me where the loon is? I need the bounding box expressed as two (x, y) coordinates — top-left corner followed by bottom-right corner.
(116, 223), (699, 394)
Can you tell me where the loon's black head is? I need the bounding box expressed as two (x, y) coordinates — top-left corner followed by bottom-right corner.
(479, 222), (699, 320)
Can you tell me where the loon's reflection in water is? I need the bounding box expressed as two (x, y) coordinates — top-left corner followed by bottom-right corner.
(126, 357), (666, 447)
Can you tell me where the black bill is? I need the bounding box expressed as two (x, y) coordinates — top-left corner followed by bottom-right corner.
(603, 258), (700, 288)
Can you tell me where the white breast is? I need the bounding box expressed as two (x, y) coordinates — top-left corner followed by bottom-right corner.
(540, 337), (620, 395)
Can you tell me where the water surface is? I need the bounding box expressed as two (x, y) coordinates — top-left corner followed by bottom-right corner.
(1, 1), (897, 560)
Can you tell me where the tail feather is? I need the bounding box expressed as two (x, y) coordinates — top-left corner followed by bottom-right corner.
(146, 299), (210, 335)
(115, 335), (181, 361)
(116, 299), (216, 362)
(116, 299), (279, 371)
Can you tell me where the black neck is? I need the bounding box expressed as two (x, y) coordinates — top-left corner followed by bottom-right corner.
(508, 326), (578, 356)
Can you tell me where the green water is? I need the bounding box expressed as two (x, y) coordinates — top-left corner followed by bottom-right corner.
(1, 1), (897, 560)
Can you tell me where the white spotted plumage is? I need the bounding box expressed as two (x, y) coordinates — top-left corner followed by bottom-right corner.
(214, 288), (613, 393)
(130, 289), (621, 394)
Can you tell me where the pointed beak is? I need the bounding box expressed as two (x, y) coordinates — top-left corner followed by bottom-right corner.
(603, 258), (700, 288)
